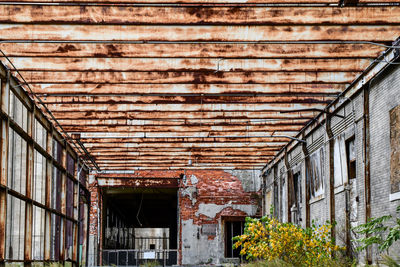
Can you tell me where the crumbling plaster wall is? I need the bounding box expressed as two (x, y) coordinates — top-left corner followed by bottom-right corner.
(179, 169), (261, 265)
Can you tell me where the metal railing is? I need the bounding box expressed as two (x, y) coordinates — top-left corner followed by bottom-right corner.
(102, 249), (178, 266)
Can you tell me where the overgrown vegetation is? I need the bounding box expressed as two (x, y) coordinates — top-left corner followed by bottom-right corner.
(351, 205), (400, 266)
(232, 215), (345, 267)
(352, 205), (400, 252)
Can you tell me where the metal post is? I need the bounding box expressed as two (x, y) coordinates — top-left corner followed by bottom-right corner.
(0, 71), (10, 267)
(326, 114), (336, 243)
(284, 150), (293, 223)
(301, 135), (311, 228)
(363, 86), (372, 264)
(24, 104), (35, 267)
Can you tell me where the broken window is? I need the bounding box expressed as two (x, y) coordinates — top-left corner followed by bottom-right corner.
(334, 134), (348, 187)
(390, 105), (400, 196)
(307, 147), (325, 198)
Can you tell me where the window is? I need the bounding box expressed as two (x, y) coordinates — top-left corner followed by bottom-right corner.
(32, 206), (45, 260)
(7, 129), (27, 195)
(5, 195), (25, 260)
(33, 150), (46, 204)
(292, 171), (302, 224)
(308, 147), (325, 198)
(346, 137), (356, 180)
(51, 167), (63, 211)
(334, 134), (348, 187)
(34, 118), (47, 149)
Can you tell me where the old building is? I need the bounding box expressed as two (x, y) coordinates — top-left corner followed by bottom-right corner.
(0, 1), (399, 266)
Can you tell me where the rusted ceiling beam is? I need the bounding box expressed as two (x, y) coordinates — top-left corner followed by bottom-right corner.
(58, 119), (310, 127)
(4, 57), (371, 72)
(1, 24), (399, 42)
(93, 154), (274, 159)
(1, 6), (399, 25)
(45, 102), (328, 112)
(94, 160), (271, 165)
(40, 95), (333, 105)
(18, 71), (358, 84)
(30, 83), (345, 95)
(49, 111), (316, 120)
(88, 150), (279, 156)
(7, 0), (394, 4)
(83, 141), (288, 148)
(94, 163), (267, 168)
(0, 43), (385, 58)
(79, 137), (291, 143)
(62, 124), (304, 132)
(87, 146), (283, 151)
(76, 131), (298, 138)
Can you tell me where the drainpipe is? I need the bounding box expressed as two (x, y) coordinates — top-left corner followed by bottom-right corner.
(301, 134), (311, 228)
(325, 114), (336, 243)
(363, 86), (372, 264)
(284, 150), (293, 223)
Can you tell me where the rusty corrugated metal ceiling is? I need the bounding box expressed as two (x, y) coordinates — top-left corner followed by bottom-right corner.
(0, 1), (399, 171)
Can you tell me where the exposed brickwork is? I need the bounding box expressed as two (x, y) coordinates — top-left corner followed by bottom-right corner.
(88, 179), (100, 236)
(179, 170), (260, 224)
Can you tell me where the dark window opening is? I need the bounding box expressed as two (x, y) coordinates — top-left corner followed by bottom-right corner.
(292, 171), (302, 224)
(102, 187), (178, 250)
(225, 220), (245, 259)
(346, 137), (356, 180)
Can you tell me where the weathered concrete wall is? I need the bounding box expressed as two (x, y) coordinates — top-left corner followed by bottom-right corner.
(179, 170), (260, 265)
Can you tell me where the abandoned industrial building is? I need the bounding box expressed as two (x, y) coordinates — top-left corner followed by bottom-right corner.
(0, 1), (400, 266)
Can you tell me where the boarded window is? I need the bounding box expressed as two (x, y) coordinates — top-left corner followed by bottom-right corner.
(308, 147), (325, 198)
(334, 134), (348, 187)
(390, 105), (400, 195)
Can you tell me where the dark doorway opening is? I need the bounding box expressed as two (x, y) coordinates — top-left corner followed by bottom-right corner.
(102, 187), (178, 266)
(225, 219), (245, 259)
